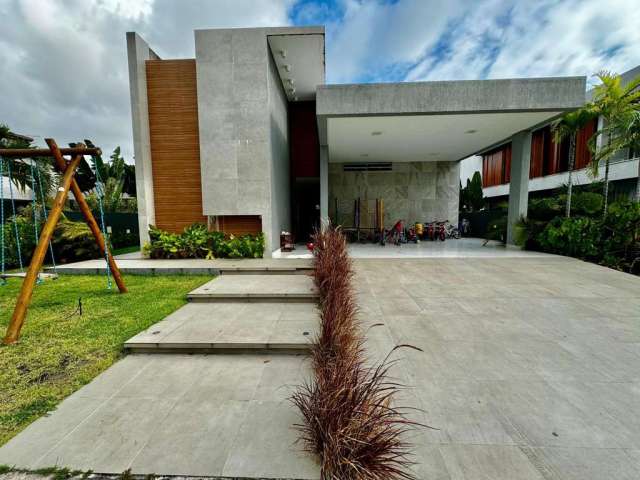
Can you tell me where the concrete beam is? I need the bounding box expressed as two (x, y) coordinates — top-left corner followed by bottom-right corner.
(317, 77), (586, 118)
(506, 130), (532, 245)
(319, 146), (328, 227)
(126, 32), (159, 246)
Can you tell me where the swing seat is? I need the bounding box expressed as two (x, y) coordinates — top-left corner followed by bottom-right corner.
(1, 272), (58, 280)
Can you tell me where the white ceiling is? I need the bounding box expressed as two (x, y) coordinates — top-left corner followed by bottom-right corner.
(268, 34), (324, 102)
(327, 111), (561, 162)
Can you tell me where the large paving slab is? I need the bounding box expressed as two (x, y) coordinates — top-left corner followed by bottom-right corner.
(354, 257), (640, 479)
(125, 302), (319, 353)
(5, 256), (640, 478)
(0, 354), (318, 478)
(187, 274), (318, 302)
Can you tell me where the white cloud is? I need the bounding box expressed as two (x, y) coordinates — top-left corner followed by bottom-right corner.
(0, 0), (293, 162)
(1, 0), (639, 167)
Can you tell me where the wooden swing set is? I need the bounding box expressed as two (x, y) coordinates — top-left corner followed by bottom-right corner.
(0, 139), (127, 345)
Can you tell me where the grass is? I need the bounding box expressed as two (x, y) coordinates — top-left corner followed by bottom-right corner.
(0, 273), (210, 446)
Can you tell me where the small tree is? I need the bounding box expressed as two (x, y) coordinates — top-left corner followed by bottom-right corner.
(467, 171), (485, 211)
(552, 108), (596, 217)
(588, 71), (640, 216)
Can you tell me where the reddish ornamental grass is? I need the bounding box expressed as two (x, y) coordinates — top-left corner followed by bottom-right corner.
(292, 226), (426, 480)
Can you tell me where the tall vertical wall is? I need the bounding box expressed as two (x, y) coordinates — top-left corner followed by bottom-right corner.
(328, 161), (460, 227)
(126, 32), (160, 245)
(267, 49), (291, 253)
(195, 28), (290, 256)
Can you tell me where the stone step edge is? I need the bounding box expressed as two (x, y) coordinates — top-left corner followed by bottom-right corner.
(124, 341), (313, 354)
(187, 295), (318, 304)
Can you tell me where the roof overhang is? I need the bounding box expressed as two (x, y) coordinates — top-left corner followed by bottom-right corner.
(316, 76), (586, 162)
(267, 27), (325, 102)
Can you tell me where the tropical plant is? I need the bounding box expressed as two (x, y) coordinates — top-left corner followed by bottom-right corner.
(0, 124), (55, 198)
(588, 71), (640, 215)
(77, 142), (137, 213)
(143, 223), (264, 259)
(552, 108), (597, 217)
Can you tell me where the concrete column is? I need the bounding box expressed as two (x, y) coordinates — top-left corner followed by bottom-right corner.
(506, 130), (532, 245)
(126, 32), (159, 246)
(319, 146), (329, 228)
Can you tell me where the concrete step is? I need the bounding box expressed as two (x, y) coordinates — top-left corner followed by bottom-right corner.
(187, 274), (318, 303)
(124, 302), (318, 354)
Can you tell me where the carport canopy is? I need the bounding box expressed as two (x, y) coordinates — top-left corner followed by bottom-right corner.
(315, 76), (587, 243)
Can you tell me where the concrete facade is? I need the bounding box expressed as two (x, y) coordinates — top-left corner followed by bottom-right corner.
(126, 32), (160, 245)
(195, 28), (275, 254)
(507, 131), (533, 244)
(329, 161), (459, 228)
(127, 25), (588, 254)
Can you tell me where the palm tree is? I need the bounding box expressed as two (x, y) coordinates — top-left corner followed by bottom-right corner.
(588, 71), (640, 215)
(552, 108), (596, 217)
(0, 124), (55, 199)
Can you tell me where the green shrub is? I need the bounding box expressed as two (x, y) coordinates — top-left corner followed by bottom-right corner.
(1, 206), (101, 269)
(525, 200), (639, 273)
(600, 201), (640, 273)
(571, 192), (603, 217)
(536, 216), (601, 259)
(144, 223), (264, 259)
(52, 219), (100, 264)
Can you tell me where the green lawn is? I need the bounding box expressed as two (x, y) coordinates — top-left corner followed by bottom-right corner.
(0, 274), (210, 445)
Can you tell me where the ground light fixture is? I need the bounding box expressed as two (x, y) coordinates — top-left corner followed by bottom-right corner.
(465, 129), (478, 134)
(371, 131), (383, 136)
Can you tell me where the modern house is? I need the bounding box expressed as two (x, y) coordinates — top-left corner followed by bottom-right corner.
(460, 65), (640, 204)
(127, 26), (586, 255)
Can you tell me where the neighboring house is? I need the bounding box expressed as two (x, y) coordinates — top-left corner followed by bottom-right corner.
(1, 132), (36, 206)
(461, 65), (640, 205)
(127, 26), (585, 255)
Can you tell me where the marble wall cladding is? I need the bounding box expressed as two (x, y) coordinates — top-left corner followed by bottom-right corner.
(329, 161), (459, 227)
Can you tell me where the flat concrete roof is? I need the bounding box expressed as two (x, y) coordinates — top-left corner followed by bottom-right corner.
(317, 76), (586, 117)
(317, 76), (586, 161)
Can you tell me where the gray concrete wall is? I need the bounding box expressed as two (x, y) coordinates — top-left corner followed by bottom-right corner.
(195, 28), (275, 254)
(329, 161), (459, 228)
(317, 77), (586, 118)
(267, 48), (290, 252)
(507, 131), (532, 245)
(126, 32), (159, 246)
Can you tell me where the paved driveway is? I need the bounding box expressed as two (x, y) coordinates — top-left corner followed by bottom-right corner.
(1, 255), (638, 479)
(354, 256), (640, 479)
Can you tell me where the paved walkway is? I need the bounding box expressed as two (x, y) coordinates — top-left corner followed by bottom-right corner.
(2, 256), (639, 479)
(354, 257), (640, 479)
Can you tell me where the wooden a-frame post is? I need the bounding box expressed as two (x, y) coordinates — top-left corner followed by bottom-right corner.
(45, 139), (127, 294)
(2, 141), (127, 345)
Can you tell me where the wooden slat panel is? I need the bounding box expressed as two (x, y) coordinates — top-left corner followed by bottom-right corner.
(503, 143), (512, 183)
(530, 128), (545, 178)
(146, 59), (206, 233)
(575, 118), (597, 170)
(217, 215), (262, 237)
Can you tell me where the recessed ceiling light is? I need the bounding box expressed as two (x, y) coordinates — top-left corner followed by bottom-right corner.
(286, 78), (295, 85)
(279, 49), (287, 59)
(371, 131), (383, 136)
(465, 129), (478, 134)
(283, 64), (292, 72)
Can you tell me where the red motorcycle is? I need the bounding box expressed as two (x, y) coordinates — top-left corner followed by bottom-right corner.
(435, 221), (446, 241)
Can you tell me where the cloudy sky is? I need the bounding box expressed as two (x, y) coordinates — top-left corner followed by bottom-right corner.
(1, 0), (639, 162)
